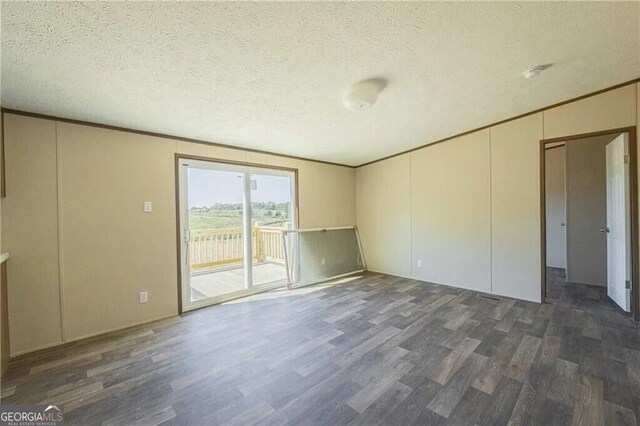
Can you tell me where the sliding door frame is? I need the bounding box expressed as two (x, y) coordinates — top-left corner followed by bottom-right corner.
(539, 126), (639, 321)
(174, 154), (300, 313)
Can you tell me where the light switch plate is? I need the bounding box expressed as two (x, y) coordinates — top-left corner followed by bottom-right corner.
(139, 291), (148, 304)
(143, 201), (153, 213)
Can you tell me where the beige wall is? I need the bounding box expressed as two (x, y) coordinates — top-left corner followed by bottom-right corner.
(565, 134), (617, 286)
(543, 84), (636, 139)
(2, 114), (356, 355)
(411, 130), (491, 292)
(0, 109), (9, 376)
(356, 154), (411, 277)
(490, 114), (542, 302)
(356, 83), (638, 303)
(57, 123), (179, 340)
(545, 146), (567, 269)
(2, 116), (62, 354)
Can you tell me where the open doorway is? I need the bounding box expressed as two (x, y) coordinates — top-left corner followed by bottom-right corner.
(541, 128), (639, 320)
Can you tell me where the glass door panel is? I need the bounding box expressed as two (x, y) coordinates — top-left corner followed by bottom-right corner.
(180, 162), (248, 310)
(250, 171), (295, 288)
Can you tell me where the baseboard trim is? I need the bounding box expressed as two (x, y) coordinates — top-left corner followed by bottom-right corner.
(367, 269), (541, 304)
(564, 279), (606, 288)
(9, 313), (178, 359)
(364, 268), (414, 281)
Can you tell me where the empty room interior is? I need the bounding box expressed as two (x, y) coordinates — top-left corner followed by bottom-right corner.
(0, 1), (640, 425)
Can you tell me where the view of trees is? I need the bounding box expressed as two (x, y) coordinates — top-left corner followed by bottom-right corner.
(189, 202), (291, 229)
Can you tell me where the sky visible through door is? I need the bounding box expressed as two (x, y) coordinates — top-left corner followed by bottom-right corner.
(187, 168), (292, 230)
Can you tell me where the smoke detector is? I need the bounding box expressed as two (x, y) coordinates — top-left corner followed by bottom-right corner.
(522, 66), (546, 80)
(343, 79), (387, 112)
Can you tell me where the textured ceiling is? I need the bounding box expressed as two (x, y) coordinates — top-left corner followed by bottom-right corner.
(2, 2), (639, 166)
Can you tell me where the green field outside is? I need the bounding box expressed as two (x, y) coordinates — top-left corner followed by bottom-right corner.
(189, 202), (290, 230)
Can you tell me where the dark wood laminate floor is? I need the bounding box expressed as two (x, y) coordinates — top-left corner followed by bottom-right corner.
(2, 270), (639, 425)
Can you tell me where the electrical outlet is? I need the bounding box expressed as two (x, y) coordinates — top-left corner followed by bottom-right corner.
(417, 259), (423, 268)
(139, 291), (148, 304)
(143, 201), (153, 213)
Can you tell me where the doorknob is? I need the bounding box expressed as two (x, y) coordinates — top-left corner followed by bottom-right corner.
(600, 227), (610, 233)
(560, 223), (566, 227)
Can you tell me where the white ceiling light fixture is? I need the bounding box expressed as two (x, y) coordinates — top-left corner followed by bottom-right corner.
(522, 65), (547, 80)
(343, 78), (387, 112)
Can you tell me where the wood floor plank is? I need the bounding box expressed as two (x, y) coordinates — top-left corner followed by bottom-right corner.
(490, 299), (516, 321)
(29, 352), (103, 375)
(385, 378), (441, 425)
(508, 382), (539, 426)
(496, 306), (523, 333)
(346, 359), (413, 413)
(39, 381), (104, 405)
(429, 337), (481, 385)
(540, 334), (561, 360)
(603, 400), (637, 426)
(253, 363), (340, 410)
(336, 326), (402, 368)
(530, 397), (574, 425)
(443, 308), (476, 330)
(477, 377), (523, 425)
(0, 386), (15, 398)
(624, 347), (640, 398)
(130, 406), (176, 426)
(399, 344), (450, 389)
(349, 380), (412, 426)
(267, 328), (343, 369)
(547, 358), (578, 407)
(572, 375), (604, 426)
(448, 386), (492, 424)
(505, 334), (542, 382)
(472, 331), (523, 395)
(426, 352), (488, 418)
(582, 315), (602, 340)
(222, 401), (274, 426)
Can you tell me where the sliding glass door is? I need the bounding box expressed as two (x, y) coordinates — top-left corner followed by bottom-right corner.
(178, 158), (296, 311)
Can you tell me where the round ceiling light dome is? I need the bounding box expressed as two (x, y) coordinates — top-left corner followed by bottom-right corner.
(342, 78), (387, 112)
(522, 65), (546, 80)
(343, 89), (378, 111)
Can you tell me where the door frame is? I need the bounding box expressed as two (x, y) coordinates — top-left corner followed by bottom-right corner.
(539, 126), (639, 320)
(174, 154), (300, 314)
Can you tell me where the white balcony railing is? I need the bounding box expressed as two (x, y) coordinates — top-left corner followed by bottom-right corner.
(189, 226), (285, 271)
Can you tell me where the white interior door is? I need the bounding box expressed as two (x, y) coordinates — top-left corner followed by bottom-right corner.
(606, 133), (631, 312)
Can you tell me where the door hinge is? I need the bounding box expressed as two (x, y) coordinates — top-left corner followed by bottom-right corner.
(624, 155), (630, 164)
(626, 280), (631, 289)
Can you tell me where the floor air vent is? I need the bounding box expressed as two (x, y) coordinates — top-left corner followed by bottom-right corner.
(478, 294), (502, 302)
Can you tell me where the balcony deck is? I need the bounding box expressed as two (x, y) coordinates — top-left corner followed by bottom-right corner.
(190, 262), (286, 301)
